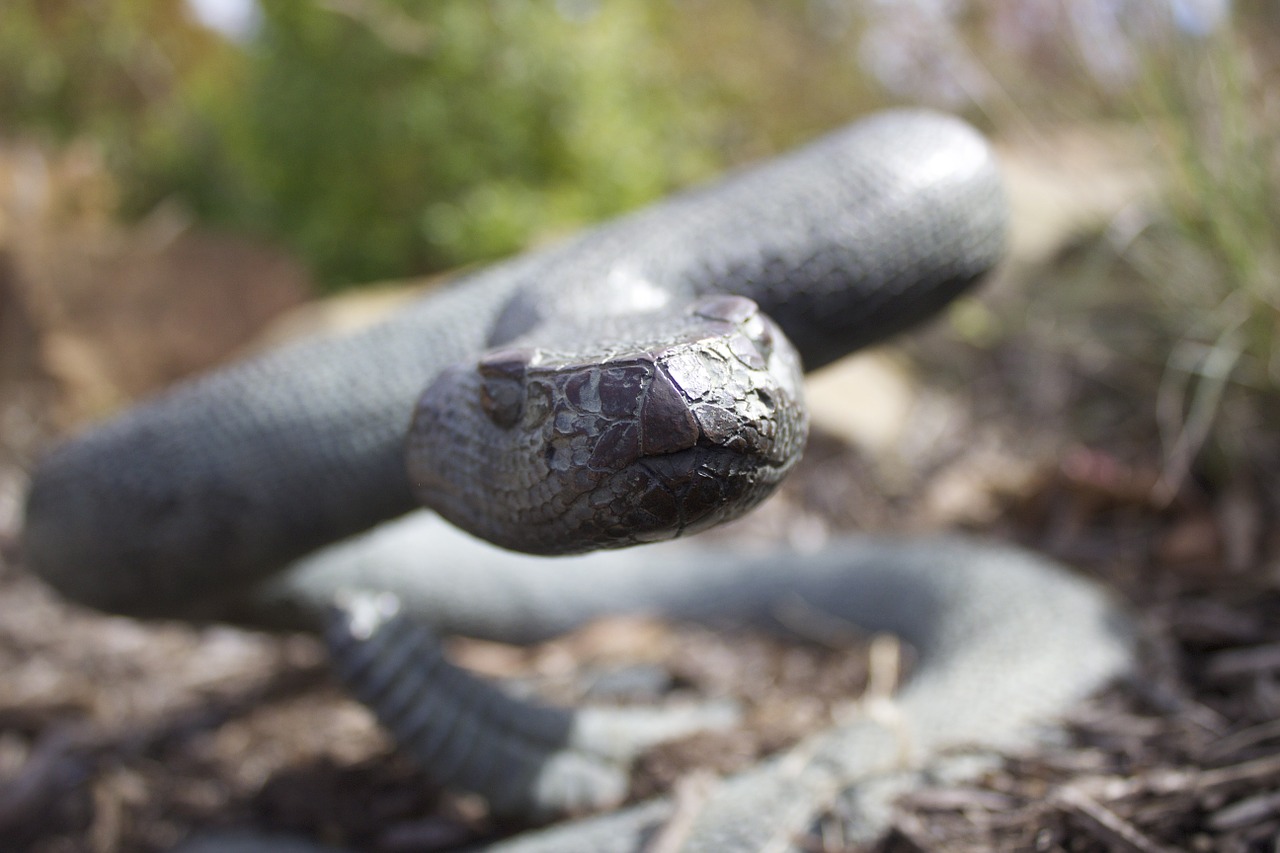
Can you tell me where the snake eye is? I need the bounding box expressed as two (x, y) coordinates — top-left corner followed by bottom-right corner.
(478, 347), (532, 428)
(691, 294), (758, 326)
(692, 294), (774, 367)
(739, 312), (774, 363)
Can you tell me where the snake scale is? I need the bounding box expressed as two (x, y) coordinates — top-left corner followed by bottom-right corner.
(20, 111), (1134, 851)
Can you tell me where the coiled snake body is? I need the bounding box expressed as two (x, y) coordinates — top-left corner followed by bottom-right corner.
(21, 111), (1133, 851)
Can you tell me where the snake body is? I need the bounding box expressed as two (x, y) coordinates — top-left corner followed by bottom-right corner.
(20, 111), (1134, 850)
(23, 109), (1003, 614)
(244, 514), (1132, 851)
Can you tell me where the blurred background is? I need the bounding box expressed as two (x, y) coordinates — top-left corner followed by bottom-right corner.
(4, 2), (1280, 851)
(2, 0), (1278, 484)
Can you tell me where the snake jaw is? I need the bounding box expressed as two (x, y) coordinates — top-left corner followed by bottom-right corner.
(407, 300), (806, 555)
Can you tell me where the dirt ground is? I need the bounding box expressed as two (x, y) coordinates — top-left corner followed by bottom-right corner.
(3, 132), (1280, 852)
(4, 415), (1280, 853)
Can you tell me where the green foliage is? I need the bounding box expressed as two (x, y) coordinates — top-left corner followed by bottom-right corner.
(198, 0), (881, 288)
(0, 0), (234, 190)
(1125, 22), (1280, 481)
(0, 0), (883, 288)
(202, 0), (727, 286)
(1141, 26), (1280, 359)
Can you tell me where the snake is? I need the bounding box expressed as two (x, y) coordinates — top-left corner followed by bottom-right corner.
(19, 110), (1134, 851)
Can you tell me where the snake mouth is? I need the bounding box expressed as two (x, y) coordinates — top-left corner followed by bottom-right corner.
(617, 442), (795, 544)
(506, 393), (806, 554)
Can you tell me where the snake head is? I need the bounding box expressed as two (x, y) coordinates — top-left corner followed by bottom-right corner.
(407, 295), (807, 555)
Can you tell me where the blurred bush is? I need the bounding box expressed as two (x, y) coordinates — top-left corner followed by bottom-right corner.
(5, 0), (1280, 490)
(0, 0), (882, 288)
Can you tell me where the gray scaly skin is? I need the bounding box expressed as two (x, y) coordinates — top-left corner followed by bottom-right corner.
(22, 109), (1004, 615)
(203, 516), (1134, 851)
(18, 110), (1135, 849)
(467, 534), (1132, 853)
(324, 583), (741, 819)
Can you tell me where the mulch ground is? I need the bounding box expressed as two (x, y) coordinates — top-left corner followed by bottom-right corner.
(3, 146), (1278, 847)
(2, 411), (1279, 852)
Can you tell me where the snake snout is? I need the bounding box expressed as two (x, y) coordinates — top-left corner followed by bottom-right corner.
(407, 301), (807, 555)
